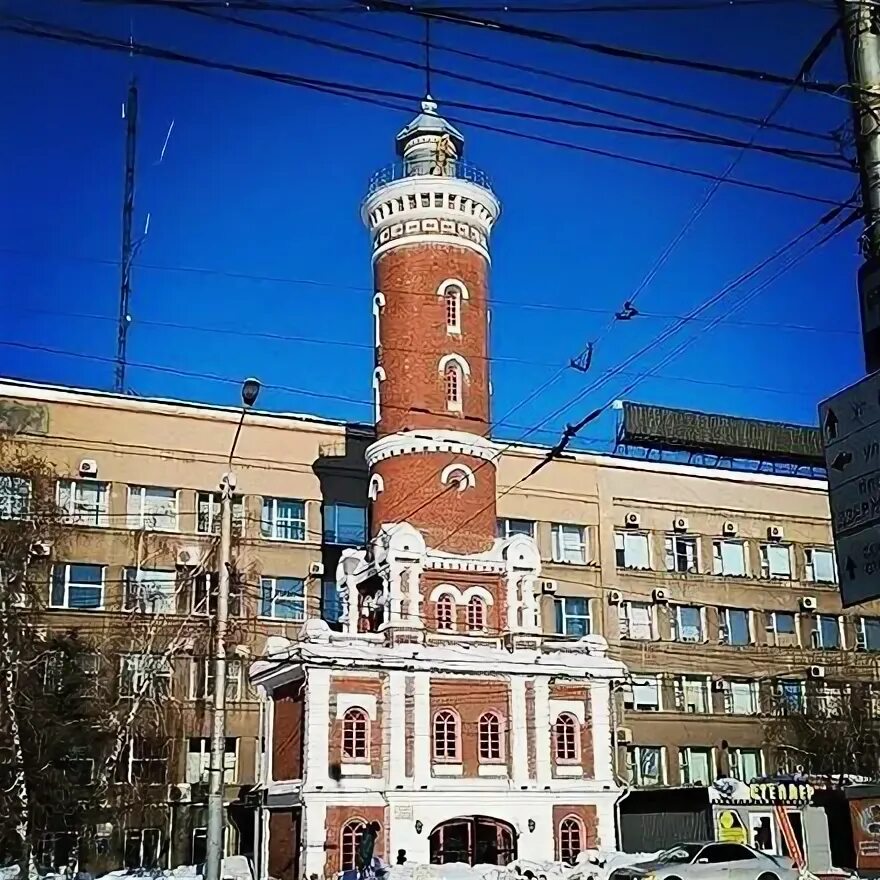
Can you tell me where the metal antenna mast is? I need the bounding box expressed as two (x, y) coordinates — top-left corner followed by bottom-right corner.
(115, 79), (138, 393)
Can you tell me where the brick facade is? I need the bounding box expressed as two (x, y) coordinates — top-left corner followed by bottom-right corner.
(272, 680), (305, 781)
(267, 810), (301, 880)
(329, 676), (384, 778)
(324, 806), (387, 877)
(550, 684), (594, 778)
(552, 805), (598, 861)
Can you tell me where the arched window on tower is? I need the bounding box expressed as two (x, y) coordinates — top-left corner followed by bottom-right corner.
(466, 596), (486, 632)
(558, 816), (586, 864)
(436, 594), (455, 631)
(340, 820), (367, 871)
(433, 709), (461, 761)
(444, 362), (462, 411)
(553, 713), (580, 763)
(478, 710), (504, 762)
(444, 284), (462, 334)
(341, 707), (369, 761)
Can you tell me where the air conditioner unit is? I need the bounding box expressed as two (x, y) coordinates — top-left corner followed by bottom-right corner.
(722, 521), (738, 537)
(768, 525), (784, 541)
(712, 678), (728, 692)
(857, 632), (867, 651)
(607, 589), (623, 605)
(176, 546), (201, 567)
(540, 578), (558, 594)
(30, 541), (52, 558)
(624, 512), (641, 528)
(652, 588), (669, 604)
(808, 665), (825, 679)
(800, 596), (818, 611)
(78, 458), (98, 477)
(167, 782), (192, 803)
(616, 727), (633, 744)
(673, 516), (689, 533)
(309, 561), (325, 577)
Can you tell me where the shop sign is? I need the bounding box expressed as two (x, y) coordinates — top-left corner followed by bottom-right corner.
(748, 782), (815, 804)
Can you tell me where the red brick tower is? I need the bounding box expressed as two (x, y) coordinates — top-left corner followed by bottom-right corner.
(362, 98), (502, 557)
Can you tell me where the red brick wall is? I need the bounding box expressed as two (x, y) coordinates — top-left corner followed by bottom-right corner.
(549, 685), (594, 778)
(525, 681), (536, 779)
(430, 678), (510, 776)
(268, 809), (300, 880)
(421, 570), (506, 633)
(371, 451), (497, 554)
(324, 806), (387, 876)
(329, 676), (384, 777)
(374, 243), (489, 436)
(272, 680), (305, 781)
(552, 805), (598, 861)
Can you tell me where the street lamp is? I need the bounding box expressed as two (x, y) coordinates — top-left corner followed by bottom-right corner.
(205, 378), (261, 880)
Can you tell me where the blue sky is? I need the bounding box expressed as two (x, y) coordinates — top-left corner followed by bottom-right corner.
(0, 0), (864, 452)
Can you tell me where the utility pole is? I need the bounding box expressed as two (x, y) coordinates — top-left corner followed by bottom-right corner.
(115, 78), (138, 393)
(205, 378), (261, 880)
(839, 0), (880, 373)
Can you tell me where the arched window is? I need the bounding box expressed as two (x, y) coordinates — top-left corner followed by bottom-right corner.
(466, 596), (486, 632)
(478, 711), (503, 761)
(444, 284), (462, 333)
(444, 362), (462, 410)
(433, 709), (460, 761)
(341, 707), (369, 761)
(558, 816), (586, 865)
(553, 713), (580, 763)
(340, 820), (366, 872)
(436, 594), (455, 631)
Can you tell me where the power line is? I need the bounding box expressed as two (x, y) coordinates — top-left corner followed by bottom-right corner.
(0, 17), (851, 205)
(172, 0), (848, 94)
(150, 1), (852, 171)
(295, 8), (840, 145)
(0, 246), (860, 336)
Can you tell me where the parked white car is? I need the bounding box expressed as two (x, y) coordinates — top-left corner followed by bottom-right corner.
(608, 842), (799, 880)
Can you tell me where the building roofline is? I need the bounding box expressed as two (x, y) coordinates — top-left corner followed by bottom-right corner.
(0, 376), (827, 491)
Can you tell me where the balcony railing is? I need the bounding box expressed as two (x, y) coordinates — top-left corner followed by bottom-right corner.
(367, 160), (493, 195)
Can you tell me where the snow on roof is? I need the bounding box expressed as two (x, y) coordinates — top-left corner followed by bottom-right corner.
(251, 628), (626, 685)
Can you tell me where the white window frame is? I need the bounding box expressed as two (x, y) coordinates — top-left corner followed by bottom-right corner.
(440, 281), (465, 335)
(49, 563), (105, 611)
(260, 576), (306, 621)
(773, 679), (806, 715)
(123, 568), (177, 615)
(675, 675), (711, 713)
(859, 616), (880, 651)
(624, 674), (662, 712)
(811, 614), (844, 650)
(123, 828), (163, 870)
(127, 485), (179, 532)
(554, 596), (592, 637)
(670, 605), (705, 643)
(619, 601), (656, 641)
(119, 654), (172, 699)
(497, 517), (536, 539)
(719, 607), (752, 647)
(196, 491), (244, 536)
(0, 474), (30, 521)
(804, 547), (837, 584)
(664, 534), (700, 574)
(615, 531), (651, 570)
(760, 543), (792, 580)
(679, 746), (714, 785)
(57, 479), (109, 528)
(551, 523), (587, 564)
(726, 680), (759, 715)
(260, 497), (307, 542)
(185, 736), (237, 784)
(766, 611), (801, 648)
(626, 745), (665, 786)
(712, 539), (748, 577)
(189, 657), (242, 702)
(729, 747), (764, 782)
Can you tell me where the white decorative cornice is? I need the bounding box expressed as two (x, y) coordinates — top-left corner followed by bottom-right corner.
(366, 429), (499, 469)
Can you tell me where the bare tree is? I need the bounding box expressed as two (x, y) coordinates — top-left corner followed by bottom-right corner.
(763, 662), (880, 783)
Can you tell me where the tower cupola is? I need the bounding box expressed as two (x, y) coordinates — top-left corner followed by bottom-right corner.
(395, 95), (465, 175)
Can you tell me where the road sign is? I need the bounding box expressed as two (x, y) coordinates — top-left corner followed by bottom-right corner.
(820, 372), (880, 606)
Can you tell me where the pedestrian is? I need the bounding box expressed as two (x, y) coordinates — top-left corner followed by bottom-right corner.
(357, 822), (381, 880)
(396, 850), (407, 866)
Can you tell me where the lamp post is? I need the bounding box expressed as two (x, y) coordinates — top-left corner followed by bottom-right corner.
(205, 378), (261, 880)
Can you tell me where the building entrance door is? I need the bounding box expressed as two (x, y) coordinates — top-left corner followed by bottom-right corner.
(429, 816), (517, 866)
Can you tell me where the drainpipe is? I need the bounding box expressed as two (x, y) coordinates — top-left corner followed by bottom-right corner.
(609, 680), (630, 850)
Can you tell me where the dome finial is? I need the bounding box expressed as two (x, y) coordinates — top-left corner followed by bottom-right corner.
(422, 94), (438, 115)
